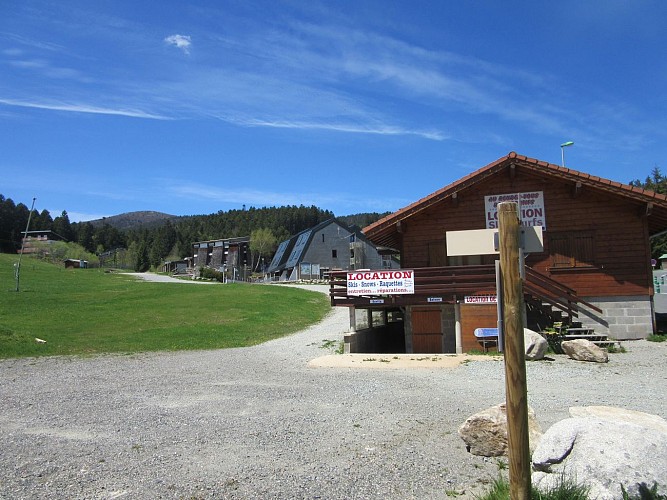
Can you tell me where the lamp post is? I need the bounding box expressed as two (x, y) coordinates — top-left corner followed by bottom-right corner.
(560, 141), (574, 167)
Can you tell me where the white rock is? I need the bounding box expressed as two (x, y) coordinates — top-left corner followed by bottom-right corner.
(532, 409), (667, 499)
(561, 338), (608, 362)
(524, 328), (548, 360)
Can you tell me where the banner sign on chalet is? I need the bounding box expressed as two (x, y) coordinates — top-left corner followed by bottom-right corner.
(485, 191), (545, 229)
(464, 295), (498, 304)
(347, 270), (415, 296)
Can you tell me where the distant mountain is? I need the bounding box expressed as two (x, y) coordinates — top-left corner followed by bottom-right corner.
(86, 211), (178, 230)
(81, 209), (389, 233)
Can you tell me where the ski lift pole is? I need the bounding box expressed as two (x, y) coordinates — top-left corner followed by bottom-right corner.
(15, 197), (36, 292)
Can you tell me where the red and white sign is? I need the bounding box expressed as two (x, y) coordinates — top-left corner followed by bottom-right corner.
(485, 191), (545, 229)
(346, 270), (415, 296)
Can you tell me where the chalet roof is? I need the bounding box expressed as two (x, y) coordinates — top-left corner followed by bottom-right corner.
(364, 151), (667, 248)
(24, 229), (66, 240)
(192, 236), (250, 247)
(267, 218), (356, 273)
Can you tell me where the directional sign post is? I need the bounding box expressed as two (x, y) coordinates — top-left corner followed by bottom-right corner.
(498, 201), (531, 500)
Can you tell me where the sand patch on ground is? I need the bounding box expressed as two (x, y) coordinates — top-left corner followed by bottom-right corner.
(308, 353), (498, 369)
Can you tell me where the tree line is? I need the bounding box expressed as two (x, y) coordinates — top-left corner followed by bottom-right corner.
(0, 194), (387, 271)
(630, 166), (667, 259)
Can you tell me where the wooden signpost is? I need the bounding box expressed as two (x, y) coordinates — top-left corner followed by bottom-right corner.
(498, 202), (531, 499)
(445, 203), (537, 498)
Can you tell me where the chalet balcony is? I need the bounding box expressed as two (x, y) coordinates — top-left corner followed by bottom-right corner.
(329, 265), (599, 322)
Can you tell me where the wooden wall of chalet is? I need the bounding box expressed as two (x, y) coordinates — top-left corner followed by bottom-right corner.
(399, 168), (651, 298)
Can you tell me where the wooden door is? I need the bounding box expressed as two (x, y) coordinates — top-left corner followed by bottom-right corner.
(412, 308), (442, 353)
(460, 304), (497, 352)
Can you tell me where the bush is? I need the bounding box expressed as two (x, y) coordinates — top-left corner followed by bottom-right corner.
(476, 474), (588, 500)
(541, 332), (565, 354)
(30, 241), (99, 267)
(199, 267), (224, 282)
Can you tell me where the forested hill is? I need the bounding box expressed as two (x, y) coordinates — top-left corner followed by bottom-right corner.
(0, 195), (389, 270)
(88, 211), (177, 230)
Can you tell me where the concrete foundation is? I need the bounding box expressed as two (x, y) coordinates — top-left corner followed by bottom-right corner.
(578, 296), (653, 340)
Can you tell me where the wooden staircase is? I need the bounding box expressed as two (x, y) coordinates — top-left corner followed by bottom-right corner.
(548, 322), (621, 349)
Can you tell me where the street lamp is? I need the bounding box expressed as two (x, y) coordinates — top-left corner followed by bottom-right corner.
(560, 141), (574, 167)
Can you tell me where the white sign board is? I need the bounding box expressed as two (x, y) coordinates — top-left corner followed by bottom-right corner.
(446, 226), (543, 256)
(485, 191), (545, 229)
(347, 270), (415, 296)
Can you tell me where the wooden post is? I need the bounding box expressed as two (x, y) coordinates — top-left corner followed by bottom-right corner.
(498, 202), (531, 499)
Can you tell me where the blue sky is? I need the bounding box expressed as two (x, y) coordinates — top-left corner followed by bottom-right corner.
(2, 1), (666, 222)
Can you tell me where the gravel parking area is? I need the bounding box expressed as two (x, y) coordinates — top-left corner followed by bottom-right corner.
(1, 284), (665, 499)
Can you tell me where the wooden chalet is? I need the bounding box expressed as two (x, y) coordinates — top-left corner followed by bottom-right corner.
(330, 152), (667, 354)
(19, 230), (65, 254)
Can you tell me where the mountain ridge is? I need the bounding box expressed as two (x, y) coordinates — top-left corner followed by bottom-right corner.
(86, 211), (178, 230)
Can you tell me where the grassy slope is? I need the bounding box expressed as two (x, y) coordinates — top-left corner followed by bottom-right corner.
(0, 254), (331, 358)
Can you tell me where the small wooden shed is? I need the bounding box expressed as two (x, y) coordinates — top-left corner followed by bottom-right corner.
(64, 259), (88, 269)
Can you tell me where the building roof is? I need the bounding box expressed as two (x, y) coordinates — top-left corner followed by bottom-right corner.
(267, 218), (356, 273)
(364, 152), (667, 249)
(23, 229), (66, 240)
(192, 236), (250, 246)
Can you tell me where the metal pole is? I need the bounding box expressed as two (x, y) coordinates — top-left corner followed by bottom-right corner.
(561, 147), (565, 167)
(15, 197), (37, 292)
(495, 260), (504, 353)
(498, 201), (531, 499)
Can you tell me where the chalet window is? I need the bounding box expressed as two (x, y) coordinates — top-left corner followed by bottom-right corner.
(332, 249), (337, 258)
(549, 231), (595, 269)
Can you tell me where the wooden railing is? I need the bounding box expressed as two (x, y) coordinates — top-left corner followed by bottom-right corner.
(329, 265), (601, 319)
(523, 267), (602, 320)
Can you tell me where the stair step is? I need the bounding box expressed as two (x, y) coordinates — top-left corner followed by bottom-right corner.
(593, 340), (622, 348)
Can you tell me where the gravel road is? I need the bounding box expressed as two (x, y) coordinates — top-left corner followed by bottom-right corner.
(1, 283), (665, 499)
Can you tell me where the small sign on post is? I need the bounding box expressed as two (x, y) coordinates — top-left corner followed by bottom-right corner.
(446, 226), (543, 256)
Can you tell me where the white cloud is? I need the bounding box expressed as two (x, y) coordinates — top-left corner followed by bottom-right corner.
(232, 118), (447, 141)
(0, 98), (169, 119)
(164, 34), (192, 54)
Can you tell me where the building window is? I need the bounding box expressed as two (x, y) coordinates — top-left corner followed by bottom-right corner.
(332, 249), (337, 258)
(549, 231), (595, 269)
(322, 234), (325, 242)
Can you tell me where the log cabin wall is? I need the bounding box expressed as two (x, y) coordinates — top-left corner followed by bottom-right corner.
(398, 167), (653, 340)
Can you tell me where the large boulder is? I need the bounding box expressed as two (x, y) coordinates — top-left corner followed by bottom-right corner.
(569, 405), (667, 433)
(524, 328), (548, 360)
(532, 406), (667, 499)
(458, 403), (543, 457)
(561, 338), (608, 363)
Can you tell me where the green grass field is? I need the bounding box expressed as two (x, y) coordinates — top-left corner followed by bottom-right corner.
(0, 253), (331, 358)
